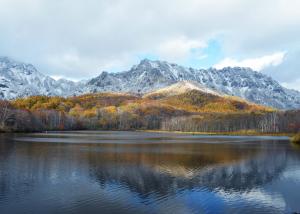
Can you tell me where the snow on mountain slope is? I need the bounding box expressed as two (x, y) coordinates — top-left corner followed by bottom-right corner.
(87, 59), (300, 109)
(0, 57), (80, 99)
(144, 81), (222, 98)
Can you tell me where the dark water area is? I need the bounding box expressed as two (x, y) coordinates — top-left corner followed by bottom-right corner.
(0, 131), (299, 214)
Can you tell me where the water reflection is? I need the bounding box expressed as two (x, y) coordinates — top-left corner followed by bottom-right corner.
(0, 131), (299, 214)
(87, 143), (290, 194)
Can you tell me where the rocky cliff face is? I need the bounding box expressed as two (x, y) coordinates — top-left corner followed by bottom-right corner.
(0, 57), (81, 99)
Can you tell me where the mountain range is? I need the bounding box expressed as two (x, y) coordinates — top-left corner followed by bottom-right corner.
(1, 56), (300, 109)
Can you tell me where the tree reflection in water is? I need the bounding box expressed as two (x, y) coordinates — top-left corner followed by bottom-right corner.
(0, 132), (299, 214)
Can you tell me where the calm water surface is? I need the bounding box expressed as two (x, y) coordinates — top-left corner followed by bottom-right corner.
(0, 131), (299, 214)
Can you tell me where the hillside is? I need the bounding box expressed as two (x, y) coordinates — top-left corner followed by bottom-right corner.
(144, 81), (222, 98)
(143, 81), (271, 113)
(12, 81), (271, 115)
(1, 82), (291, 133)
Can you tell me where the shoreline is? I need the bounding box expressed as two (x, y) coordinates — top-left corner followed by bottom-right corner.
(1, 129), (293, 137)
(138, 129), (292, 137)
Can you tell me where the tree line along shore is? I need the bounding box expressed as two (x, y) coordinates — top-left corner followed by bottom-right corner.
(0, 92), (299, 136)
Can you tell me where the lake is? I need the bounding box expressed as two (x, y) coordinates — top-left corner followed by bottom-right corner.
(0, 131), (299, 214)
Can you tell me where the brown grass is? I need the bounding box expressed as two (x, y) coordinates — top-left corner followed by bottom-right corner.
(291, 133), (300, 144)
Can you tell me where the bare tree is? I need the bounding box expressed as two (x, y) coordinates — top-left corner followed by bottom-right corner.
(0, 100), (14, 130)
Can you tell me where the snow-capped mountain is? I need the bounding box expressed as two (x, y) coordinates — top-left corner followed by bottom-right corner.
(87, 59), (300, 109)
(1, 57), (300, 109)
(0, 57), (81, 99)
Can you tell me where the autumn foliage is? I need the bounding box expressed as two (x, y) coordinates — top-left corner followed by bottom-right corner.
(0, 90), (297, 133)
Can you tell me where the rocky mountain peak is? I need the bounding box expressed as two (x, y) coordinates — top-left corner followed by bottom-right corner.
(0, 57), (300, 109)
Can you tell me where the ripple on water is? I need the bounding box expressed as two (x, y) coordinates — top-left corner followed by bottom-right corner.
(0, 131), (299, 214)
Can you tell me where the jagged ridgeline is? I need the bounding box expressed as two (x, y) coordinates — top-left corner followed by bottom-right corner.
(1, 57), (300, 109)
(1, 81), (299, 133)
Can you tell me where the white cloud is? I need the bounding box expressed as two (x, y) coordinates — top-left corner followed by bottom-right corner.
(50, 75), (68, 81)
(157, 37), (206, 61)
(282, 78), (300, 91)
(45, 51), (135, 80)
(214, 52), (286, 71)
(0, 0), (299, 89)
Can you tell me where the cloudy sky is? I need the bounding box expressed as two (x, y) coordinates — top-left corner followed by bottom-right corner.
(0, 0), (299, 90)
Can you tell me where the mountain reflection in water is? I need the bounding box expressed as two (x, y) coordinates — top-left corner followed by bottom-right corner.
(0, 131), (299, 214)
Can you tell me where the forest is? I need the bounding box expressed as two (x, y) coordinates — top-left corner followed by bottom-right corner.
(0, 90), (299, 134)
